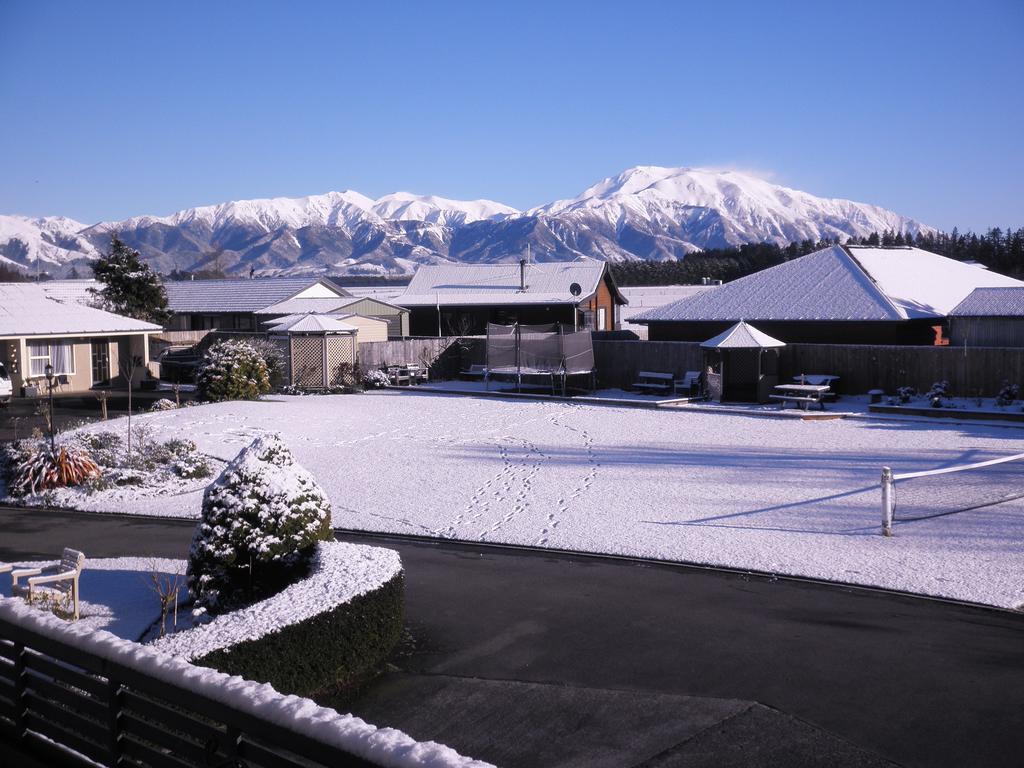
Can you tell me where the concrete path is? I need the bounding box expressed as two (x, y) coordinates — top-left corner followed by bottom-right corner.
(1, 508), (1023, 767)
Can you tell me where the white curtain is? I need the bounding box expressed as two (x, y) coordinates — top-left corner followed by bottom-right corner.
(51, 341), (73, 375)
(28, 341), (48, 376)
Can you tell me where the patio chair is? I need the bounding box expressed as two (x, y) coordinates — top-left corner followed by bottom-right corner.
(11, 548), (86, 620)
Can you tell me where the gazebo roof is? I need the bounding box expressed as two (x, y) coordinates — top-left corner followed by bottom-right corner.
(267, 313), (357, 334)
(700, 320), (786, 349)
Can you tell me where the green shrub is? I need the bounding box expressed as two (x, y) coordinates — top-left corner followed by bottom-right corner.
(187, 433), (332, 613)
(197, 340), (271, 402)
(195, 573), (404, 698)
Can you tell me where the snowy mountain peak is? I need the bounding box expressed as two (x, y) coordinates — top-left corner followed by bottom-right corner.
(372, 192), (518, 226)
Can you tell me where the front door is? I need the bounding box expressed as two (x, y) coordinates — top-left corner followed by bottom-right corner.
(91, 340), (110, 386)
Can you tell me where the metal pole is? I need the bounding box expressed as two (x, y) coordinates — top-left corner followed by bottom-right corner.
(881, 466), (894, 536)
(47, 377), (55, 453)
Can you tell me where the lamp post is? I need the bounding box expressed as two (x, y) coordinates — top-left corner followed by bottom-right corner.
(44, 362), (55, 452)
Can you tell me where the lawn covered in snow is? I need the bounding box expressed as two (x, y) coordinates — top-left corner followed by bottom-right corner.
(37, 390), (1024, 609)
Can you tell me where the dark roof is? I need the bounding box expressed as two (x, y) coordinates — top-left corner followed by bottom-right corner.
(164, 278), (349, 313)
(950, 287), (1024, 317)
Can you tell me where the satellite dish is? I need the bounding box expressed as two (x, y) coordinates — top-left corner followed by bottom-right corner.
(569, 282), (582, 297)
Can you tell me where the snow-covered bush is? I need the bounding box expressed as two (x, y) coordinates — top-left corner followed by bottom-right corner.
(187, 433), (332, 613)
(75, 430), (123, 467)
(196, 340), (271, 403)
(925, 380), (949, 408)
(362, 368), (390, 389)
(895, 386), (916, 404)
(150, 398), (178, 412)
(244, 337), (288, 390)
(996, 382), (1019, 407)
(12, 445), (101, 496)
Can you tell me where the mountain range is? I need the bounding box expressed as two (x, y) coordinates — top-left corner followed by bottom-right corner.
(0, 166), (934, 277)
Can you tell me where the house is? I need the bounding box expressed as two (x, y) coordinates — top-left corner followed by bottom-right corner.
(949, 287), (1024, 347)
(396, 260), (628, 336)
(0, 283), (161, 396)
(619, 285), (718, 339)
(254, 295), (409, 338)
(634, 246), (1024, 345)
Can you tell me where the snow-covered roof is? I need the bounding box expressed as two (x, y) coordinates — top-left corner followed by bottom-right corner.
(700, 321), (786, 349)
(0, 283), (162, 338)
(397, 261), (626, 307)
(38, 279), (99, 305)
(254, 295), (407, 316)
(267, 313), (357, 333)
(164, 278), (350, 314)
(636, 246), (1024, 323)
(949, 287), (1024, 317)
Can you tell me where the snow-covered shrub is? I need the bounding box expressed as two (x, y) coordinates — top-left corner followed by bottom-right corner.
(996, 382), (1019, 407)
(75, 431), (123, 468)
(362, 368), (390, 389)
(196, 340), (271, 403)
(150, 398), (178, 412)
(244, 337), (288, 390)
(925, 380), (949, 408)
(187, 433), (332, 613)
(12, 445), (101, 496)
(895, 386), (916, 404)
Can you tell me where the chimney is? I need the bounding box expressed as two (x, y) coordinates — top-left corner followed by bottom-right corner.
(519, 258), (526, 291)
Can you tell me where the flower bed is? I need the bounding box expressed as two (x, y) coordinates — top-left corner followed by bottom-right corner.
(153, 541), (404, 697)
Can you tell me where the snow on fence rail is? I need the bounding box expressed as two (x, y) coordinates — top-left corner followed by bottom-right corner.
(0, 598), (494, 768)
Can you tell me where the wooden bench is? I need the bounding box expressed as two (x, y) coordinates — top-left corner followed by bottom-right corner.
(674, 371), (701, 396)
(404, 364), (429, 384)
(386, 366), (410, 386)
(633, 371), (674, 394)
(770, 384), (830, 411)
(11, 548), (86, 620)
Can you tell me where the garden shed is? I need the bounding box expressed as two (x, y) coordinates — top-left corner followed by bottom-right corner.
(700, 321), (785, 403)
(267, 314), (358, 389)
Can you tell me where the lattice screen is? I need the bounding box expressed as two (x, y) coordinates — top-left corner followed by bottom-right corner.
(291, 336), (324, 388)
(326, 336), (356, 386)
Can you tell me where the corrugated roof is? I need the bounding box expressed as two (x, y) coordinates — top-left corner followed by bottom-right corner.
(266, 314), (357, 333)
(700, 321), (786, 349)
(0, 283), (162, 337)
(398, 261), (625, 307)
(635, 246), (1024, 324)
(635, 246), (902, 322)
(164, 278), (349, 313)
(950, 287), (1024, 317)
(254, 295), (407, 316)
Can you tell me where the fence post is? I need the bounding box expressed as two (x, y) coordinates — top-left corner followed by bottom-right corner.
(881, 466), (894, 537)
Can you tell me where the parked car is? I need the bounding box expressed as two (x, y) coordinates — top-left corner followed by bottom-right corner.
(0, 362), (12, 406)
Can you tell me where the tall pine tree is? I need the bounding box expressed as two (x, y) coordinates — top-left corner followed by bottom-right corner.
(90, 235), (171, 324)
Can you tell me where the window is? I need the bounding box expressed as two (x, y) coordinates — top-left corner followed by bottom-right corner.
(27, 340), (75, 377)
(597, 307), (607, 330)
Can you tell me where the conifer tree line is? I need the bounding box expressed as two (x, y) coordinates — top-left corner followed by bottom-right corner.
(609, 227), (1024, 286)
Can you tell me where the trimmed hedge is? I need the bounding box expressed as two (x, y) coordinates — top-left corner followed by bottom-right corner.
(193, 573), (405, 698)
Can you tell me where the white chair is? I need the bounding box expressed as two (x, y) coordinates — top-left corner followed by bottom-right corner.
(11, 548), (86, 620)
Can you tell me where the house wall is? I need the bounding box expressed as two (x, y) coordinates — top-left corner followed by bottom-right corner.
(1, 334), (150, 396)
(645, 319), (940, 346)
(585, 278), (616, 331)
(408, 305), (579, 336)
(343, 316), (389, 344)
(341, 299), (409, 337)
(949, 317), (1024, 347)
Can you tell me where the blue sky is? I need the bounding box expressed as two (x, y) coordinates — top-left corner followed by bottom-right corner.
(1, 0), (1021, 231)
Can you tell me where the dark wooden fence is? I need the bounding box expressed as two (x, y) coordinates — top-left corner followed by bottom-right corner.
(594, 340), (1024, 395)
(0, 610), (377, 768)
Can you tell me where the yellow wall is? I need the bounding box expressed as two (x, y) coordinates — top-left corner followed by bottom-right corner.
(2, 334), (150, 396)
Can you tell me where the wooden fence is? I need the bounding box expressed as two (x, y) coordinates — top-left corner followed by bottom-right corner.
(358, 337), (484, 380)
(0, 610), (377, 768)
(594, 340), (1024, 395)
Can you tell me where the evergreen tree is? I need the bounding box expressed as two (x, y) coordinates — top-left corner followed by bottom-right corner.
(90, 235), (171, 324)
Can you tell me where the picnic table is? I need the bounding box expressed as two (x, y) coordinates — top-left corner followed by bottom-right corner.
(770, 383), (830, 411)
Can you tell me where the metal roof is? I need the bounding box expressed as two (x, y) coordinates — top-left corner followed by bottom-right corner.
(0, 283), (162, 337)
(164, 278), (349, 314)
(254, 295), (407, 316)
(635, 246), (1024, 324)
(700, 321), (786, 349)
(266, 314), (357, 334)
(950, 287), (1024, 317)
(397, 261), (626, 307)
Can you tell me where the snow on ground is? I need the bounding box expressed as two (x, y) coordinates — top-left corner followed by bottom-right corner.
(31, 390), (1024, 609)
(0, 557), (183, 641)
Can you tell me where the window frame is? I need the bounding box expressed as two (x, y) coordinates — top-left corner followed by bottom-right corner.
(27, 339), (76, 378)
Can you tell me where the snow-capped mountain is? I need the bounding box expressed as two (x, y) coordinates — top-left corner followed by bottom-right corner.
(0, 167), (933, 277)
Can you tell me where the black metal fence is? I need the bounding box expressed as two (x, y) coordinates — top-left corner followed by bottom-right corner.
(0, 610), (377, 768)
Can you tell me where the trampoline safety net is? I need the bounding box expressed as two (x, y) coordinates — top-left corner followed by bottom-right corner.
(485, 323), (596, 391)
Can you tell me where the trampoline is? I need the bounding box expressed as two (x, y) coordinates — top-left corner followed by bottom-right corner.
(485, 322), (596, 396)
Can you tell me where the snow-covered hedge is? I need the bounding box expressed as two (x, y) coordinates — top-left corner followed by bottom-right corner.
(197, 339), (271, 402)
(157, 541), (404, 697)
(188, 433), (332, 612)
(0, 596), (490, 768)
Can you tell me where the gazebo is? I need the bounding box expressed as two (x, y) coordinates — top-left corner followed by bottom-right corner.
(266, 313), (358, 389)
(700, 321), (785, 403)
